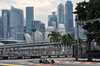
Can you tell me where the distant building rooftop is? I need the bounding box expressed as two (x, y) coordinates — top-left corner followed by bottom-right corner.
(0, 43), (4, 45)
(0, 40), (17, 44)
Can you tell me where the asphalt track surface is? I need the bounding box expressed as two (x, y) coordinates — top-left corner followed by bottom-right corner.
(0, 58), (100, 66)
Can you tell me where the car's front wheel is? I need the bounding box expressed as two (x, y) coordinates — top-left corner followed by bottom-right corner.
(51, 60), (55, 64)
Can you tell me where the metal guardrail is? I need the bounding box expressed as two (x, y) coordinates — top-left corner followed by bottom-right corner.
(0, 55), (67, 60)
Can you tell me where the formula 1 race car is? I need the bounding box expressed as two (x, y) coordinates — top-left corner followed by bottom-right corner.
(39, 58), (55, 64)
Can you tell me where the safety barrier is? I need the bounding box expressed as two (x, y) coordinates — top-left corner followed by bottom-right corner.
(76, 57), (100, 62)
(0, 55), (67, 60)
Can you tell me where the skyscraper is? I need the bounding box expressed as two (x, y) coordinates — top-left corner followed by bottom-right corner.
(0, 17), (3, 38)
(57, 3), (64, 29)
(2, 10), (10, 18)
(34, 20), (41, 30)
(0, 10), (10, 39)
(48, 12), (57, 29)
(3, 10), (10, 39)
(26, 7), (34, 36)
(41, 23), (45, 36)
(10, 6), (24, 40)
(34, 20), (45, 36)
(65, 0), (74, 34)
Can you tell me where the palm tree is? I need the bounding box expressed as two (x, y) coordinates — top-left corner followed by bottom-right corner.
(55, 32), (62, 43)
(67, 34), (76, 54)
(48, 31), (61, 43)
(67, 34), (76, 46)
(61, 34), (76, 55)
(48, 31), (56, 42)
(61, 35), (68, 46)
(48, 31), (62, 55)
(79, 37), (85, 45)
(61, 35), (68, 54)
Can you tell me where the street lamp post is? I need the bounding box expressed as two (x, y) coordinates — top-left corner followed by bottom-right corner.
(31, 29), (36, 55)
(76, 15), (80, 58)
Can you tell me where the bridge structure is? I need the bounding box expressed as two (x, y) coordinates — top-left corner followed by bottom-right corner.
(0, 42), (59, 49)
(0, 42), (60, 56)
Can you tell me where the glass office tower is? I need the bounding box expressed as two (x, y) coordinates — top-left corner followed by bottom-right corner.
(48, 12), (57, 28)
(3, 10), (10, 39)
(41, 23), (45, 36)
(10, 6), (24, 40)
(0, 10), (10, 38)
(34, 20), (41, 30)
(65, 0), (74, 34)
(26, 7), (34, 36)
(57, 3), (64, 29)
(0, 17), (3, 38)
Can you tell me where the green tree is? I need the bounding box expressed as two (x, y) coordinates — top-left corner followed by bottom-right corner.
(61, 35), (68, 47)
(74, 0), (100, 52)
(79, 37), (85, 45)
(48, 31), (61, 43)
(61, 34), (76, 55)
(67, 34), (76, 47)
(55, 32), (62, 43)
(73, 1), (88, 21)
(61, 34), (75, 47)
(48, 31), (56, 42)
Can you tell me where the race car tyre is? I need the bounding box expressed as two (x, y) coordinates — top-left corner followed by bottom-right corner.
(51, 60), (55, 64)
(39, 60), (42, 63)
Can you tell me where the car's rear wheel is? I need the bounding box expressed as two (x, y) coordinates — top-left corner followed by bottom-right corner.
(39, 60), (42, 63)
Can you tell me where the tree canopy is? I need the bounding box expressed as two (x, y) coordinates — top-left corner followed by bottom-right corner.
(74, 0), (100, 51)
(48, 31), (76, 47)
(48, 31), (61, 43)
(61, 34), (75, 47)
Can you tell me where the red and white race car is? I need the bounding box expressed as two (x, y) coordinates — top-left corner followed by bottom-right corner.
(39, 58), (55, 64)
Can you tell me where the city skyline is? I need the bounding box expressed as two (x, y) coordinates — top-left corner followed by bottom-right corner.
(0, 0), (89, 27)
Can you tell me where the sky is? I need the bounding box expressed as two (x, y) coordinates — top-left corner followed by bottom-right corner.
(0, 0), (89, 27)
